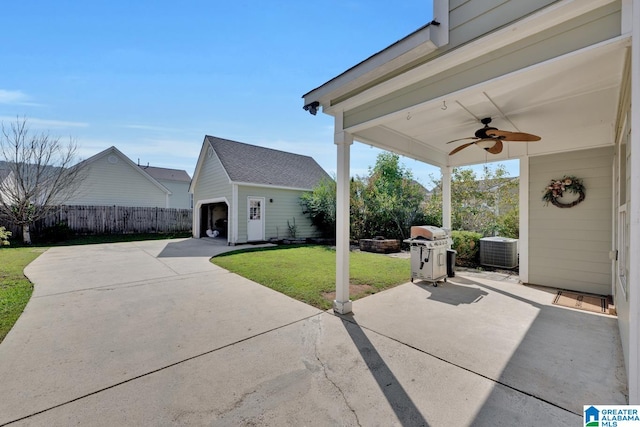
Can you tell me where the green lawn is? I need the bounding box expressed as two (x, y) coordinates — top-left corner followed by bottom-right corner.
(212, 245), (411, 310)
(0, 247), (46, 343)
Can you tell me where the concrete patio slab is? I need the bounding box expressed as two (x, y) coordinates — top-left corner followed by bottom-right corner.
(346, 273), (628, 415)
(0, 238), (628, 426)
(7, 314), (579, 427)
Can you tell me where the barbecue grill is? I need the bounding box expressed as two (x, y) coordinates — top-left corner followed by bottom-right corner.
(404, 226), (452, 286)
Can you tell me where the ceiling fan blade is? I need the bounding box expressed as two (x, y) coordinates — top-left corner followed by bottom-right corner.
(485, 129), (541, 141)
(449, 141), (476, 155)
(487, 140), (503, 154)
(445, 137), (478, 144)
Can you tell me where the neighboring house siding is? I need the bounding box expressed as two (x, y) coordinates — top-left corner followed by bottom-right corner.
(160, 180), (191, 209)
(192, 151), (232, 203)
(65, 153), (168, 207)
(528, 147), (613, 295)
(236, 186), (316, 243)
(344, 2), (621, 128)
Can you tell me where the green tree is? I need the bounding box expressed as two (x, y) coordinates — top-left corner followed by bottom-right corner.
(356, 152), (428, 240)
(301, 152), (432, 241)
(300, 176), (336, 238)
(424, 164), (518, 236)
(349, 176), (368, 241)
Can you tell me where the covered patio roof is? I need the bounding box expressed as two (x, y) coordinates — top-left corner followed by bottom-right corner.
(304, 0), (628, 170)
(348, 37), (628, 169)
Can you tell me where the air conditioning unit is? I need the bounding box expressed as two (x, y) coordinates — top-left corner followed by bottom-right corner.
(480, 237), (518, 269)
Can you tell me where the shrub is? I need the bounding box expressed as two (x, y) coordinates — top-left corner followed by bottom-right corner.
(0, 226), (11, 246)
(287, 218), (297, 239)
(451, 230), (482, 267)
(38, 222), (73, 243)
(300, 177), (336, 238)
(496, 207), (519, 239)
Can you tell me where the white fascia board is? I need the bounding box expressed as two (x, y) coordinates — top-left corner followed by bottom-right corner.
(188, 138), (210, 193)
(190, 137), (225, 193)
(230, 181), (318, 192)
(327, 0), (617, 117)
(303, 21), (445, 108)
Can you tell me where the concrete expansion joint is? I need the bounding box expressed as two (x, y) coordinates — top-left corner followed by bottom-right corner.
(33, 270), (220, 299)
(311, 318), (362, 427)
(0, 313), (325, 426)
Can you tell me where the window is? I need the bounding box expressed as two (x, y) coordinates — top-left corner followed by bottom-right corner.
(249, 199), (261, 220)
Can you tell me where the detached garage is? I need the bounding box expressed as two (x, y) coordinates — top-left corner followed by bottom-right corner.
(189, 136), (330, 244)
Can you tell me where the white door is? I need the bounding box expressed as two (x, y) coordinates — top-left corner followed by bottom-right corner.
(247, 197), (265, 241)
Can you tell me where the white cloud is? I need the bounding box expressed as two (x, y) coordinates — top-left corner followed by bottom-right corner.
(0, 89), (28, 104)
(0, 89), (44, 107)
(0, 116), (89, 129)
(122, 124), (182, 132)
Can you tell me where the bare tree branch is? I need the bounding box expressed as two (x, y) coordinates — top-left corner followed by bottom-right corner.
(0, 117), (87, 243)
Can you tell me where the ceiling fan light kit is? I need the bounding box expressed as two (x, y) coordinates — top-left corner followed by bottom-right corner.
(447, 117), (541, 155)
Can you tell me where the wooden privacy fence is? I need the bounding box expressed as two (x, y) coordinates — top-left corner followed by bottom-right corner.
(1, 205), (192, 236)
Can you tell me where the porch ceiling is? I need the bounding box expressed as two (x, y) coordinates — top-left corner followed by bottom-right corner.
(345, 37), (629, 169)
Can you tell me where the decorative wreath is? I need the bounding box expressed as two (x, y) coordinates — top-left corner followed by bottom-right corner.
(542, 176), (585, 208)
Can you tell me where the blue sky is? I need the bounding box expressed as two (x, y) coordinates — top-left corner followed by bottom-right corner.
(1, 1), (516, 187)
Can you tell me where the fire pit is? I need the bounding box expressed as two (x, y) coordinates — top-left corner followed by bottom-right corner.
(359, 236), (401, 254)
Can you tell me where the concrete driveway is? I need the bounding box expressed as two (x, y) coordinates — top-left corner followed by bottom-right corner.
(0, 238), (627, 426)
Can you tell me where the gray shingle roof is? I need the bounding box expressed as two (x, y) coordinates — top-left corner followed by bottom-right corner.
(205, 136), (330, 190)
(139, 165), (191, 182)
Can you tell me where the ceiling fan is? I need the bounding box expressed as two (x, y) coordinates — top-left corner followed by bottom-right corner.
(447, 117), (541, 155)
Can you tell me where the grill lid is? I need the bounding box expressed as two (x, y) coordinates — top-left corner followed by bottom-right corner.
(410, 225), (447, 240)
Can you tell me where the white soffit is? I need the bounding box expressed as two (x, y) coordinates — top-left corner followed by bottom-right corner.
(349, 36), (628, 168)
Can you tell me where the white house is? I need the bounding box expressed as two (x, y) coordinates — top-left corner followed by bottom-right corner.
(65, 146), (191, 209)
(138, 165), (192, 209)
(302, 0), (640, 402)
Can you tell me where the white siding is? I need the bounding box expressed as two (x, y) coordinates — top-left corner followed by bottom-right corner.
(192, 149), (233, 240)
(236, 186), (317, 244)
(66, 152), (169, 207)
(528, 147), (613, 295)
(159, 180), (191, 209)
(192, 150), (232, 203)
(449, 0), (558, 48)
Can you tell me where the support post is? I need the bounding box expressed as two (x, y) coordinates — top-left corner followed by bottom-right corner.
(518, 158), (529, 283)
(441, 166), (452, 230)
(334, 124), (353, 314)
